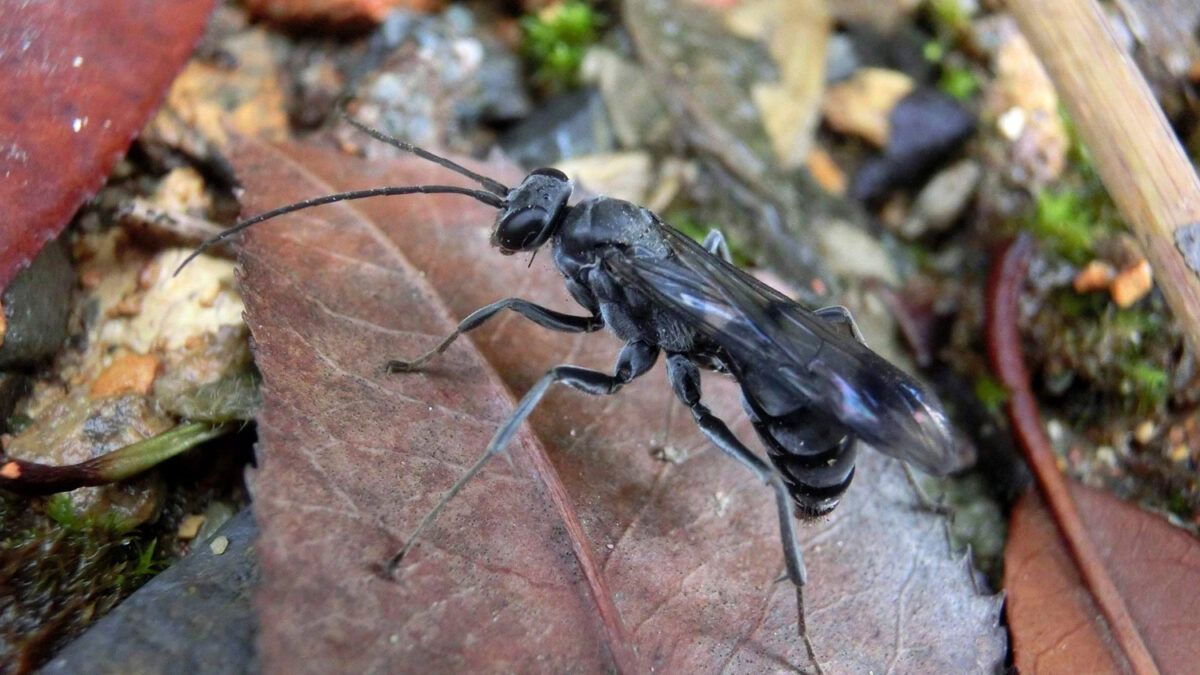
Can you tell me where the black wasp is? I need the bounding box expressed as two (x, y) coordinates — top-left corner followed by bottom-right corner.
(185, 117), (962, 666)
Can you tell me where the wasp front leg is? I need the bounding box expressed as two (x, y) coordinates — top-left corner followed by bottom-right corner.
(386, 297), (604, 372)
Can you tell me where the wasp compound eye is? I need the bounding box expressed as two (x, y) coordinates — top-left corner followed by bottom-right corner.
(491, 169), (572, 252)
(494, 207), (552, 252)
(530, 167), (568, 181)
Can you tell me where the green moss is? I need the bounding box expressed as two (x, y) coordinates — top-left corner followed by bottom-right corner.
(973, 375), (1009, 414)
(1167, 492), (1192, 521)
(664, 212), (754, 267)
(928, 0), (970, 34)
(1041, 288), (1179, 416)
(45, 493), (135, 533)
(113, 538), (167, 589)
(0, 493), (172, 668)
(1110, 307), (1162, 335)
(521, 1), (602, 92)
(922, 40), (945, 63)
(1125, 360), (1168, 404)
(1028, 107), (1129, 265)
(1054, 287), (1107, 317)
(1060, 105), (1094, 170)
(46, 494), (90, 531)
(939, 64), (979, 101)
(1031, 188), (1096, 263)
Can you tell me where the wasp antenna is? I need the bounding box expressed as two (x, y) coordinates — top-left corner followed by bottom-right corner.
(174, 184), (506, 276)
(340, 111), (511, 197)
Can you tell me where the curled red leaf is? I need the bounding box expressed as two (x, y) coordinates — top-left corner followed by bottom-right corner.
(0, 0), (219, 290)
(986, 233), (1159, 674)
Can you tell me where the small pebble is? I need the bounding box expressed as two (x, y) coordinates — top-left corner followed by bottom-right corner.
(209, 535), (229, 555)
(1110, 259), (1153, 307)
(1133, 420), (1155, 445)
(1, 461), (20, 479)
(90, 353), (161, 398)
(997, 107), (1026, 140)
(1072, 260), (1116, 293)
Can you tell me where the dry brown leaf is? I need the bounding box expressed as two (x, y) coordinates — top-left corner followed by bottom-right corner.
(1006, 483), (1200, 673)
(232, 134), (1005, 672)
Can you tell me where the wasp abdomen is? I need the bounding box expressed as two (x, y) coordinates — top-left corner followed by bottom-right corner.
(749, 407), (857, 518)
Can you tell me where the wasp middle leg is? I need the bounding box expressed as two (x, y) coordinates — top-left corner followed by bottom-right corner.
(387, 340), (659, 572)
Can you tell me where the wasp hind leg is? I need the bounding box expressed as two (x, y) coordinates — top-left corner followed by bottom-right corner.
(665, 354), (824, 675)
(901, 463), (953, 516)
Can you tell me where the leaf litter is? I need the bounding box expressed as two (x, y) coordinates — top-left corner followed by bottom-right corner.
(232, 132), (1005, 673)
(1007, 483), (1200, 674)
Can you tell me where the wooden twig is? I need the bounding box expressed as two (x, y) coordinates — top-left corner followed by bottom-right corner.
(1007, 0), (1200, 354)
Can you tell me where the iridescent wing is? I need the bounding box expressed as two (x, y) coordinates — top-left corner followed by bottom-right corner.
(605, 222), (962, 475)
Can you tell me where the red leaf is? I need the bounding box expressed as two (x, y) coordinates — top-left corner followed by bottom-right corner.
(0, 0), (218, 290)
(231, 134), (1005, 672)
(1006, 483), (1200, 673)
(242, 0), (444, 26)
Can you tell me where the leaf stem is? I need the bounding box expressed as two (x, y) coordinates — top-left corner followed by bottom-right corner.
(1, 422), (230, 496)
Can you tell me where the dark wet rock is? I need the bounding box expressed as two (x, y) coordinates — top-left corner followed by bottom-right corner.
(845, 22), (937, 84)
(499, 87), (615, 168)
(851, 88), (976, 203)
(42, 509), (259, 675)
(0, 238), (73, 370)
(0, 372), (28, 431)
(473, 39), (532, 123)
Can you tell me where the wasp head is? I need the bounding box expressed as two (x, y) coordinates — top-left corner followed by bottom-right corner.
(492, 168), (572, 254)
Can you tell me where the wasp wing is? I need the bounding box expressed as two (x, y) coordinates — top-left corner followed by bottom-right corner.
(605, 223), (962, 476)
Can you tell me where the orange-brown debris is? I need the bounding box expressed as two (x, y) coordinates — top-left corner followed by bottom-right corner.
(90, 354), (162, 397)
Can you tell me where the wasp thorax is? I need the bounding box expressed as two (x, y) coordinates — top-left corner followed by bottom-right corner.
(492, 168), (572, 253)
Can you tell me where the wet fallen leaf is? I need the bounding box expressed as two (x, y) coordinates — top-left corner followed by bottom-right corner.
(232, 133), (1005, 672)
(1005, 483), (1200, 674)
(0, 0), (218, 290)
